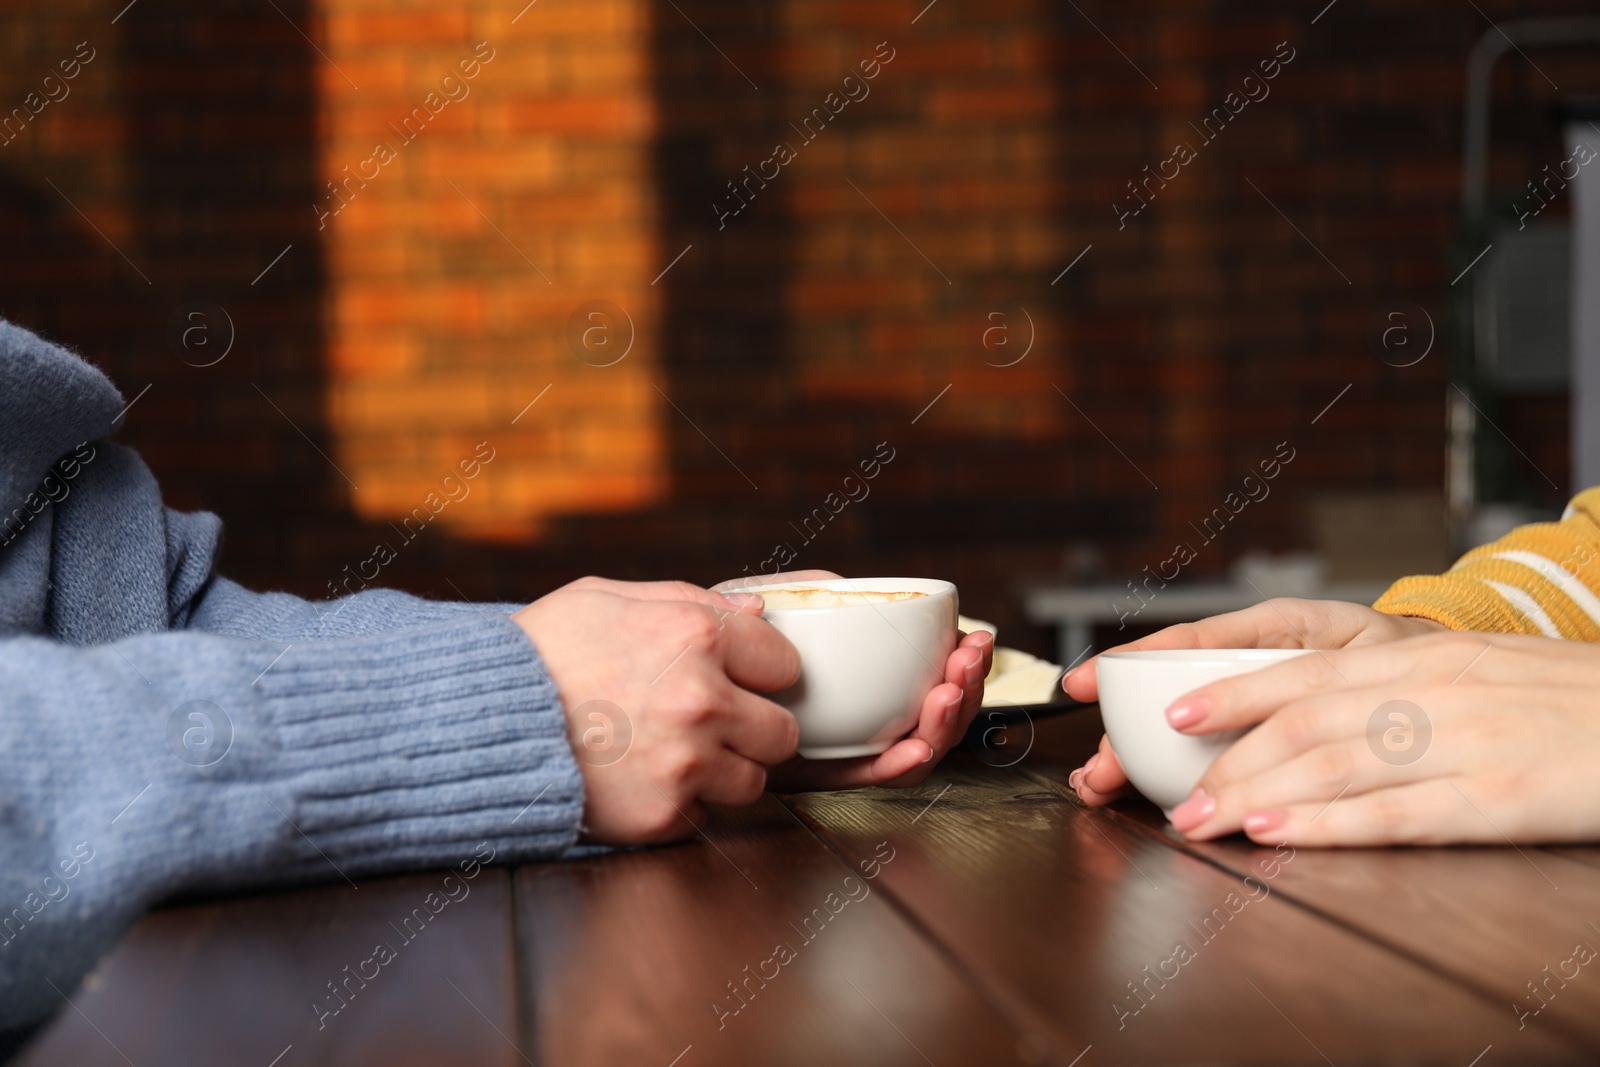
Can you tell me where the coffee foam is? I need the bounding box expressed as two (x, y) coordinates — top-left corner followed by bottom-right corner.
(754, 587), (929, 610)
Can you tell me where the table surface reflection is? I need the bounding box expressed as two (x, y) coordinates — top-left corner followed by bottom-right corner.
(20, 710), (1600, 1066)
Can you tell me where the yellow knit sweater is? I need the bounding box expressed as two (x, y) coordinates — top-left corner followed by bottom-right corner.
(1374, 488), (1600, 640)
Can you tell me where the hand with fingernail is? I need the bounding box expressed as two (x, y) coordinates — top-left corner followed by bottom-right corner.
(1156, 630), (1600, 846)
(1060, 598), (1442, 821)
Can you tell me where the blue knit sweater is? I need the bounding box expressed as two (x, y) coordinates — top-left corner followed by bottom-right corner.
(0, 320), (584, 1040)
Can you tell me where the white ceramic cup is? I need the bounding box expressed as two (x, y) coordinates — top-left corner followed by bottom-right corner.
(748, 577), (958, 759)
(1096, 648), (1312, 815)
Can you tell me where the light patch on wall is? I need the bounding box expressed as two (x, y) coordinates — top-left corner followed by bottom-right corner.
(317, 0), (664, 540)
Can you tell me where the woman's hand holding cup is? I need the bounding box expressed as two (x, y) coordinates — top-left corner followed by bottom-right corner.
(1062, 598), (1444, 808)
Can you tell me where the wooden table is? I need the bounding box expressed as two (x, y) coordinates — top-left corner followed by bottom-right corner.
(19, 709), (1600, 1066)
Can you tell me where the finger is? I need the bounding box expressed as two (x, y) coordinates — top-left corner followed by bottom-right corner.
(1168, 632), (1550, 737)
(1174, 737), (1430, 840)
(944, 641), (988, 721)
(1165, 644), (1412, 735)
(696, 751), (771, 806)
(943, 642), (984, 687)
(1062, 660), (1098, 702)
(571, 576), (760, 616)
(757, 677), (959, 793)
(1074, 735), (1133, 806)
(1062, 598), (1349, 702)
(963, 628), (996, 683)
(905, 681), (966, 756)
(867, 682), (962, 787)
(1132, 598), (1365, 652)
(713, 569), (841, 593)
(1233, 779), (1492, 847)
(1194, 684), (1396, 796)
(716, 611), (803, 692)
(836, 737), (934, 788)
(720, 685), (802, 765)
(1078, 733), (1129, 793)
(766, 737), (934, 792)
(871, 738), (946, 788)
(724, 608), (976, 781)
(1075, 777), (1131, 807)
(763, 681), (954, 793)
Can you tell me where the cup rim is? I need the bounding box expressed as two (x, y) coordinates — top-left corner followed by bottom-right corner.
(1098, 647), (1313, 665)
(732, 577), (956, 614)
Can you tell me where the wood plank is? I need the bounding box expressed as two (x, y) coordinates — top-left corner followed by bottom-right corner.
(1545, 846), (1600, 873)
(1023, 711), (1600, 1052)
(22, 868), (522, 1067)
(785, 748), (1582, 1065)
(515, 793), (1036, 1067)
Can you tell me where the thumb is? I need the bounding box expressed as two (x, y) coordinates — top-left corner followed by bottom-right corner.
(1063, 658), (1102, 702)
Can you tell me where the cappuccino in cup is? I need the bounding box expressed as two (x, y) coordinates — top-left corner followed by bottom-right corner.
(753, 587), (929, 610)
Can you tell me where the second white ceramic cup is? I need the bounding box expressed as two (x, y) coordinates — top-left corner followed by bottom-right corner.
(751, 577), (958, 759)
(1096, 648), (1312, 815)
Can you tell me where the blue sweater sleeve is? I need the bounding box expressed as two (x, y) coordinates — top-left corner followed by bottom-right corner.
(0, 320), (588, 1043)
(0, 611), (584, 1035)
(187, 572), (525, 642)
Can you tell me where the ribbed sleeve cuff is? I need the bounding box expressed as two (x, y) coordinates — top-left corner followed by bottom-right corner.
(1373, 574), (1536, 634)
(233, 612), (584, 880)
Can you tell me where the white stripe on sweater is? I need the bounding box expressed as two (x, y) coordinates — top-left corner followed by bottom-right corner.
(1483, 580), (1563, 638)
(1487, 549), (1600, 630)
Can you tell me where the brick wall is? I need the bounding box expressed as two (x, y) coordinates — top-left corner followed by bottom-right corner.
(1, 0), (1596, 655)
(0, 0), (338, 577)
(320, 0), (668, 539)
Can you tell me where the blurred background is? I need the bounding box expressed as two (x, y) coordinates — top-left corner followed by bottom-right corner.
(2, 0), (1597, 660)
